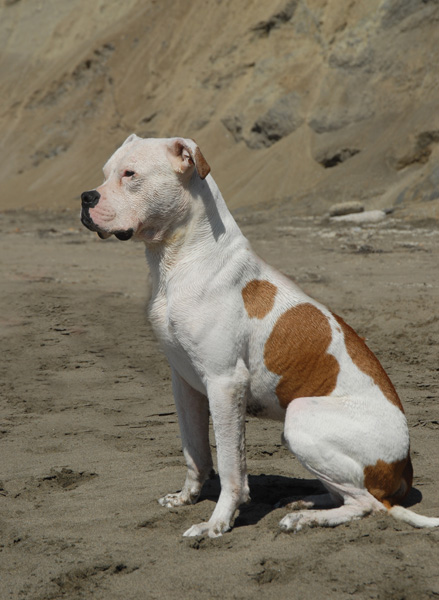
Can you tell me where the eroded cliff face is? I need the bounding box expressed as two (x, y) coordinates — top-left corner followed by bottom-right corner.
(1, 0), (439, 218)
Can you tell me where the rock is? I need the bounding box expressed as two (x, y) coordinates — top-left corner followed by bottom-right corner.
(329, 201), (364, 217)
(394, 130), (439, 170)
(319, 148), (361, 169)
(3, 0), (439, 221)
(330, 209), (389, 224)
(222, 115), (244, 143)
(380, 0), (431, 29)
(250, 0), (298, 37)
(246, 93), (303, 149)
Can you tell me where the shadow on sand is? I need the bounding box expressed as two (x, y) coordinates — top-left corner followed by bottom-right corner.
(198, 473), (423, 528)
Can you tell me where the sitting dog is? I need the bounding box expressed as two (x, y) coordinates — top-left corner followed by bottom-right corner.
(81, 135), (439, 537)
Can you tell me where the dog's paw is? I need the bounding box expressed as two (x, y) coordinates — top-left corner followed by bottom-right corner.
(275, 497), (313, 510)
(183, 520), (230, 538)
(279, 511), (318, 532)
(158, 491), (198, 508)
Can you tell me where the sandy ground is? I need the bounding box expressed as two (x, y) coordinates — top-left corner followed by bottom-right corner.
(1, 207), (438, 599)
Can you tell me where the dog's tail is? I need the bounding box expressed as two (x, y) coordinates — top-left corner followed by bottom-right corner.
(388, 505), (439, 528)
(372, 454), (439, 528)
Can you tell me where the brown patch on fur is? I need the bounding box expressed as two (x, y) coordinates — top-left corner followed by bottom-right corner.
(169, 139), (210, 179)
(264, 303), (339, 408)
(364, 454), (413, 507)
(188, 138), (210, 179)
(242, 279), (277, 319)
(333, 314), (404, 412)
(193, 146), (210, 179)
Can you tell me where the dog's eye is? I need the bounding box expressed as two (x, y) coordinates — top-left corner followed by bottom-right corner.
(123, 170), (135, 178)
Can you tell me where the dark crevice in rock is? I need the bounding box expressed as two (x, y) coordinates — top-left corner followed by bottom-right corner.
(222, 93), (303, 149)
(319, 148), (361, 168)
(250, 0), (298, 37)
(396, 130), (439, 169)
(247, 93), (303, 149)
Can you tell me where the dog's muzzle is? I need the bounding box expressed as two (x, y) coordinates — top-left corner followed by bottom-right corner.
(81, 190), (101, 232)
(80, 190), (133, 241)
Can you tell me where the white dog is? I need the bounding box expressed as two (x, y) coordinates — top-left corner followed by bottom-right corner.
(81, 135), (439, 537)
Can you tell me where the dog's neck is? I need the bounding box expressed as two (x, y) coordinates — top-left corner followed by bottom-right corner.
(143, 175), (245, 294)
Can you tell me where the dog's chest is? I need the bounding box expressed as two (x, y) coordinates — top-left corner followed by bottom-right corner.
(148, 292), (169, 339)
(148, 292), (182, 348)
(148, 291), (206, 387)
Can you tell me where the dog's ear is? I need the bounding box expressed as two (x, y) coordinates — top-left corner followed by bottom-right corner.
(122, 133), (141, 147)
(168, 138), (211, 180)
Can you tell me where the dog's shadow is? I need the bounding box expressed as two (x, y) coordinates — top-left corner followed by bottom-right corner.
(198, 473), (423, 528)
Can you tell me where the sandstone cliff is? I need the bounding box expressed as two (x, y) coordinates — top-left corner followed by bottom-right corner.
(1, 0), (439, 218)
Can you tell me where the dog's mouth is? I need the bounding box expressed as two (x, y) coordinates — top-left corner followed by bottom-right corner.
(114, 229), (134, 241)
(80, 208), (134, 241)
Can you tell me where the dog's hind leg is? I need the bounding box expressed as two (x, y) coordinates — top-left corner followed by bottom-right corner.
(279, 395), (399, 532)
(158, 369), (213, 508)
(279, 493), (382, 531)
(279, 492), (341, 511)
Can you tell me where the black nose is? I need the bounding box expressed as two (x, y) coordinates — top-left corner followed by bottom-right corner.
(81, 190), (101, 207)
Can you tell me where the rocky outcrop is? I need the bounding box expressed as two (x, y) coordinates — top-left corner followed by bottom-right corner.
(1, 0), (439, 219)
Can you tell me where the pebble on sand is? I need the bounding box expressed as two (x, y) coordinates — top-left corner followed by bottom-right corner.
(330, 209), (389, 224)
(329, 201), (364, 217)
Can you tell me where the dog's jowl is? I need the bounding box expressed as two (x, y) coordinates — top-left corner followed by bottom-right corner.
(81, 135), (439, 537)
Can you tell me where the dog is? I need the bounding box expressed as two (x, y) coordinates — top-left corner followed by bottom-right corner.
(81, 135), (439, 537)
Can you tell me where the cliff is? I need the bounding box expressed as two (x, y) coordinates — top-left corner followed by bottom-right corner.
(1, 0), (439, 218)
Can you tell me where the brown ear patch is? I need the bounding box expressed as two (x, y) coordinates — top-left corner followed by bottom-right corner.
(242, 279), (277, 319)
(193, 146), (210, 179)
(364, 454), (413, 507)
(169, 138), (211, 179)
(333, 314), (404, 412)
(264, 303), (339, 408)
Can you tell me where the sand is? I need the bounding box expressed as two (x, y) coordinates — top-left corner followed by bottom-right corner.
(1, 207), (438, 599)
(2, 1), (439, 596)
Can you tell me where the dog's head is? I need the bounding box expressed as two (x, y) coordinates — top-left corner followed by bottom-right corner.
(80, 135), (210, 243)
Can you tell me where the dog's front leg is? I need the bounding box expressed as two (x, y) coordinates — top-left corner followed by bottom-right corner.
(183, 361), (250, 538)
(158, 368), (213, 508)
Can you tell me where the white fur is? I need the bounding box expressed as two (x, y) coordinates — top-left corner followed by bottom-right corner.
(82, 136), (438, 537)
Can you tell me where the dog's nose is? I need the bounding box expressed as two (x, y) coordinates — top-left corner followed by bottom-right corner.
(81, 190), (101, 207)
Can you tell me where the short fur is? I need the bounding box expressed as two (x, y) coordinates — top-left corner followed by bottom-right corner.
(81, 136), (439, 536)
